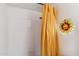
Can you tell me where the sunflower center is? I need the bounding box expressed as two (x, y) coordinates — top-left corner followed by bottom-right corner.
(62, 23), (70, 31)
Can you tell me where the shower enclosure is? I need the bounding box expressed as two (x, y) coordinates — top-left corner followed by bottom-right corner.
(0, 3), (79, 56)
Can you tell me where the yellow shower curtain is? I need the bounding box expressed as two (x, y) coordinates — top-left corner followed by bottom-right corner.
(41, 4), (60, 56)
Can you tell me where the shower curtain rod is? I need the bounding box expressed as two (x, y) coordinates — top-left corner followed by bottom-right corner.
(37, 3), (44, 5)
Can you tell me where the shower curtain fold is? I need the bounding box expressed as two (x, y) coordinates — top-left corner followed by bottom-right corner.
(41, 4), (60, 56)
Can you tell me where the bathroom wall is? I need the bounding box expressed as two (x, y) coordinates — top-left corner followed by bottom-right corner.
(53, 3), (79, 56)
(7, 5), (41, 56)
(0, 3), (42, 56)
(7, 3), (42, 12)
(0, 3), (8, 56)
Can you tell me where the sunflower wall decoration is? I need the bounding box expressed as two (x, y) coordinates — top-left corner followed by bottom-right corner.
(59, 19), (75, 35)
